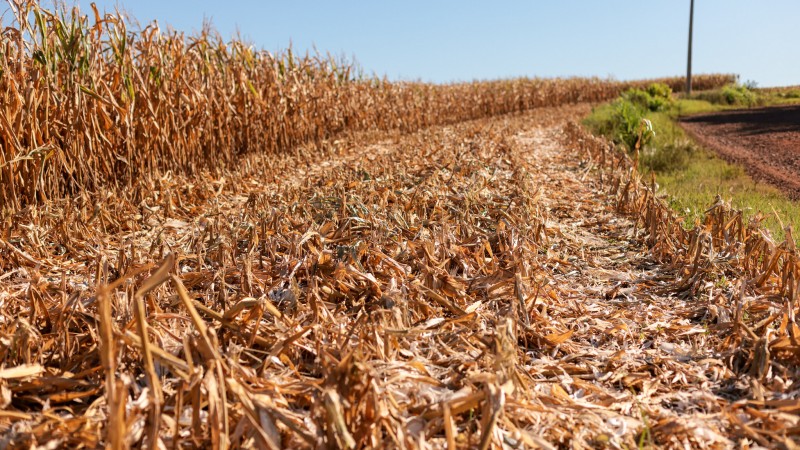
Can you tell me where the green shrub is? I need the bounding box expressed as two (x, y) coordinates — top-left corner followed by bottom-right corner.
(647, 82), (672, 100)
(621, 83), (673, 112)
(694, 83), (760, 107)
(611, 98), (647, 150)
(641, 139), (695, 173)
(721, 84), (758, 106)
(622, 89), (651, 109)
(585, 96), (657, 152)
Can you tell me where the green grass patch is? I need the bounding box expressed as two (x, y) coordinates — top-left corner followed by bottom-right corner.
(584, 83), (800, 239)
(758, 87), (800, 106)
(656, 148), (800, 236)
(680, 83), (800, 110)
(691, 84), (760, 107)
(671, 98), (727, 116)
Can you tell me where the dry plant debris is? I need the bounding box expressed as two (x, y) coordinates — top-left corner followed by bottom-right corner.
(0, 3), (734, 211)
(0, 5), (796, 448)
(1, 102), (799, 449)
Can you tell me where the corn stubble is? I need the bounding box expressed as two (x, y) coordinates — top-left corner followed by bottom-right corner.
(2, 3), (798, 450)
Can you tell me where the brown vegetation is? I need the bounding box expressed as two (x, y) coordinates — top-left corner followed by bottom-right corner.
(3, 3), (798, 449)
(0, 3), (733, 212)
(1, 100), (799, 448)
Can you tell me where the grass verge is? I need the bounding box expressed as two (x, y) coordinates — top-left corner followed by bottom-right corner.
(583, 84), (800, 238)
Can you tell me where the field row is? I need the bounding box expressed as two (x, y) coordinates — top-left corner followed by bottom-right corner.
(1, 104), (798, 448)
(0, 3), (734, 211)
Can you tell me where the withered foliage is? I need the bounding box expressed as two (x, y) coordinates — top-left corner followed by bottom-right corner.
(564, 123), (800, 448)
(1, 3), (798, 450)
(0, 2), (733, 213)
(1, 99), (799, 448)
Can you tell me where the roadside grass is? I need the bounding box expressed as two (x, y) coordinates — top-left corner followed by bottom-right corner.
(671, 99), (727, 116)
(682, 85), (800, 111)
(584, 85), (800, 239)
(754, 86), (800, 106)
(656, 148), (800, 236)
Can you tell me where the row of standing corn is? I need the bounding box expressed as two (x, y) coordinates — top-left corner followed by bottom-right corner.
(0, 2), (735, 212)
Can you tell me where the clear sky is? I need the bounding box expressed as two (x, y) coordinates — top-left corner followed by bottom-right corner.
(72, 1), (799, 87)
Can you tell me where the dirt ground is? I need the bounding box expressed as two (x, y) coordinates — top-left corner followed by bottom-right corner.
(680, 104), (800, 199)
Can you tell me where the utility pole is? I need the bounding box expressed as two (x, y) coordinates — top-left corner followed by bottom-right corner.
(686, 0), (695, 95)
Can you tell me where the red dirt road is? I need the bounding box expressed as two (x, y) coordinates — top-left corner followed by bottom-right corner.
(680, 104), (800, 199)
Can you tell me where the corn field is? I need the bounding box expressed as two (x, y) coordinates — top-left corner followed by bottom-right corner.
(3, 3), (798, 450)
(0, 2), (733, 213)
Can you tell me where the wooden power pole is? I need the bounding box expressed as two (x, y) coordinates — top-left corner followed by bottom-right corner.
(686, 0), (695, 95)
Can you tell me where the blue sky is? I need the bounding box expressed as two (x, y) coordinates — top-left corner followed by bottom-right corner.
(73, 1), (799, 87)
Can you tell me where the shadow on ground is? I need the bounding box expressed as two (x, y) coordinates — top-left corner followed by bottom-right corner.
(681, 104), (800, 136)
